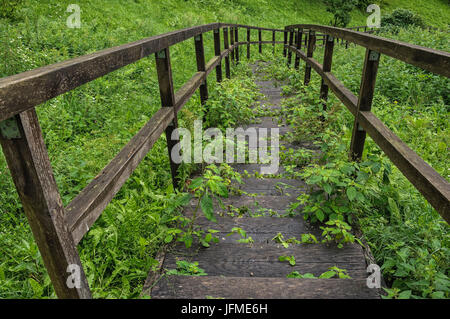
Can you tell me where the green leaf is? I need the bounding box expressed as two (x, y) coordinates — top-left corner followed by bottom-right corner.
(189, 177), (204, 189)
(28, 278), (43, 297)
(319, 271), (336, 279)
(164, 235), (173, 243)
(346, 187), (357, 201)
(315, 209), (325, 222)
(398, 290), (412, 299)
(200, 194), (216, 222)
(323, 183), (332, 194)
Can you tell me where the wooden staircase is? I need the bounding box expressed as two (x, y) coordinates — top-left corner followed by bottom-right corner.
(147, 62), (381, 299)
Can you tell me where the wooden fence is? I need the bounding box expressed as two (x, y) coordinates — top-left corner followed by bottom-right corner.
(0, 23), (448, 298)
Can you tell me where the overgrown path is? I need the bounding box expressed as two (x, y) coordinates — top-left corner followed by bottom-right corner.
(146, 62), (381, 299)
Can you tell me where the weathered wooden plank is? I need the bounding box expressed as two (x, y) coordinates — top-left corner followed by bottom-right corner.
(287, 29), (294, 66)
(258, 29), (262, 53)
(223, 27), (231, 79)
(272, 30), (276, 54)
(350, 49), (380, 161)
(358, 111), (450, 221)
(286, 24), (450, 77)
(235, 27), (240, 63)
(304, 30), (316, 85)
(194, 34), (209, 106)
(247, 28), (251, 59)
(0, 109), (91, 298)
(65, 107), (174, 244)
(0, 23), (223, 122)
(294, 29), (302, 69)
(163, 256), (367, 279)
(185, 216), (314, 235)
(319, 34), (335, 111)
(155, 48), (180, 190)
(213, 29), (223, 83)
(230, 27), (235, 61)
(168, 242), (365, 264)
(152, 276), (381, 299)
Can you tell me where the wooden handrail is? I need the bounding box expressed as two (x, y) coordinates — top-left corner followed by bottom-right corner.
(285, 24), (450, 77)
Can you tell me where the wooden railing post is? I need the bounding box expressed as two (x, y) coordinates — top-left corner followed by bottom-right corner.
(155, 48), (181, 188)
(194, 33), (209, 106)
(230, 26), (235, 62)
(283, 27), (288, 57)
(258, 29), (262, 54)
(319, 34), (335, 111)
(294, 28), (302, 69)
(287, 28), (294, 66)
(223, 27), (231, 79)
(349, 49), (381, 161)
(247, 28), (251, 60)
(0, 110), (91, 299)
(304, 30), (316, 86)
(213, 28), (223, 83)
(235, 26), (240, 63)
(272, 30), (276, 54)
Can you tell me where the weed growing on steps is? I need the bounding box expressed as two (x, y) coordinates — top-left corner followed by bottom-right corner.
(287, 266), (351, 279)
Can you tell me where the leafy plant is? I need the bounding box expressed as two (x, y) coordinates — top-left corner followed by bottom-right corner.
(166, 260), (207, 276)
(278, 255), (296, 266)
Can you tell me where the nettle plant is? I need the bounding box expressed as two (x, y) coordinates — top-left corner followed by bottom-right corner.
(168, 164), (243, 248)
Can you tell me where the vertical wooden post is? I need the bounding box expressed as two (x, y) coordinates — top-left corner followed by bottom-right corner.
(319, 34), (335, 111)
(213, 28), (223, 83)
(247, 28), (251, 60)
(223, 27), (231, 79)
(304, 30), (316, 86)
(194, 33), (209, 106)
(287, 29), (294, 66)
(258, 29), (262, 54)
(155, 47), (181, 188)
(230, 27), (235, 62)
(304, 31), (308, 46)
(283, 27), (288, 57)
(349, 49), (381, 161)
(272, 30), (276, 54)
(294, 28), (302, 69)
(235, 26), (239, 63)
(0, 110), (91, 299)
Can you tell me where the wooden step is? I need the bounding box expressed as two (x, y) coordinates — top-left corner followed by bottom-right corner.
(235, 177), (307, 195)
(151, 276), (381, 299)
(163, 242), (368, 279)
(185, 194), (304, 217)
(177, 216), (321, 243)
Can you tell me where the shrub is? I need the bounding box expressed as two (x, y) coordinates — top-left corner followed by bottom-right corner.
(382, 8), (425, 29)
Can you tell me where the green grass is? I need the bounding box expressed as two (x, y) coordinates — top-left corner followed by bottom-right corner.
(0, 0), (449, 298)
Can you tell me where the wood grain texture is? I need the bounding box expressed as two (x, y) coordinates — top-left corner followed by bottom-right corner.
(0, 109), (91, 298)
(350, 48), (380, 161)
(152, 276), (381, 299)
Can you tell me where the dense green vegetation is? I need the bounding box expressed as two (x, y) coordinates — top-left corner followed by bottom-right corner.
(0, 0), (448, 298)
